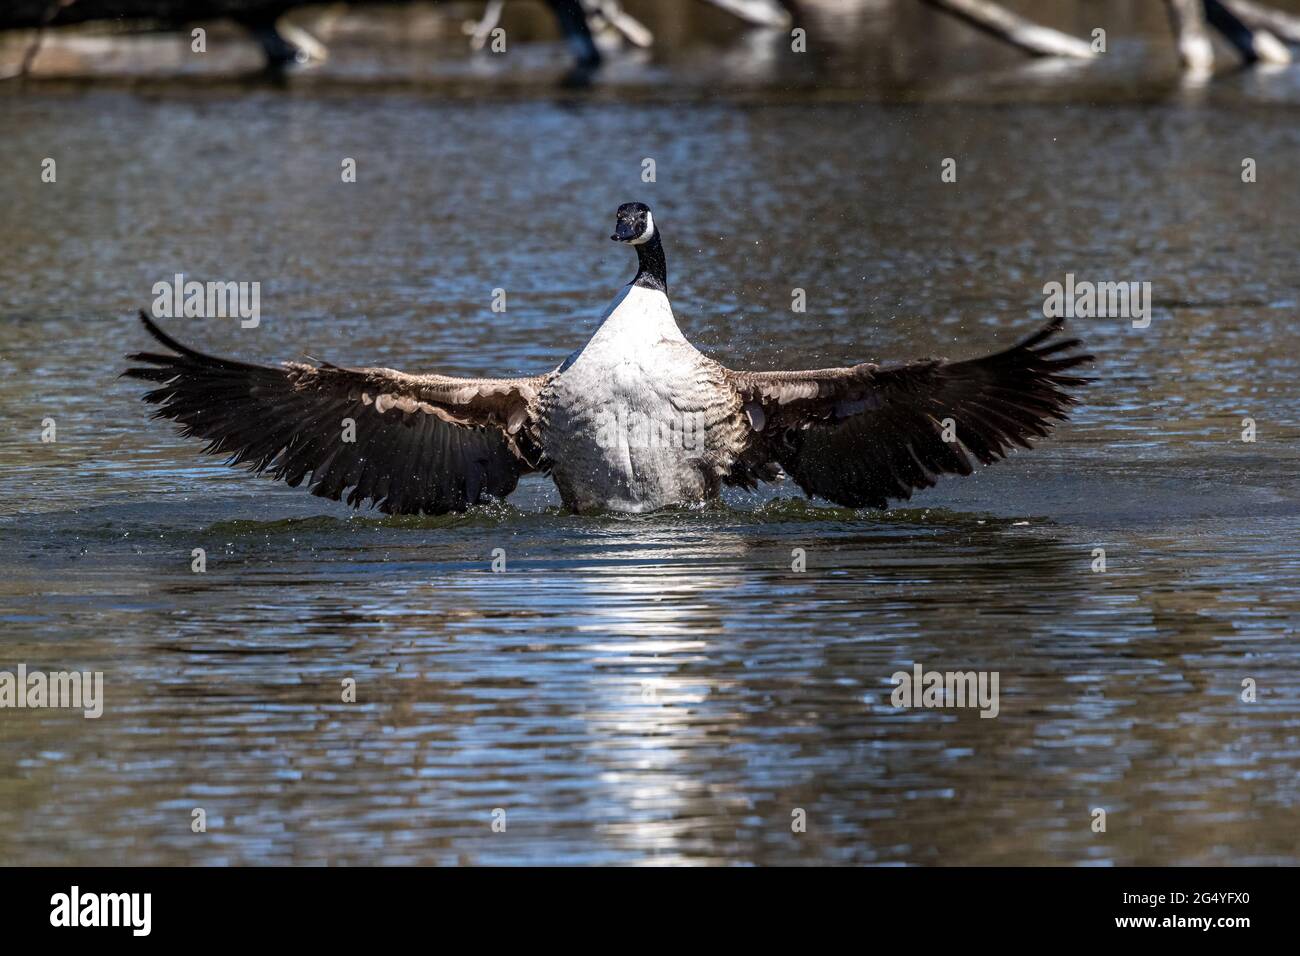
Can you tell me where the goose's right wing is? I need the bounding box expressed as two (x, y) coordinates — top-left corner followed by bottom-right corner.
(124, 312), (549, 515)
(724, 319), (1092, 509)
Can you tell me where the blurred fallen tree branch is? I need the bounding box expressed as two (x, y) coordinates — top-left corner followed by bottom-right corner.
(1165, 0), (1291, 71)
(4, 0), (1299, 82)
(921, 0), (1297, 71)
(0, 0), (788, 78)
(918, 0), (1097, 58)
(1221, 0), (1300, 41)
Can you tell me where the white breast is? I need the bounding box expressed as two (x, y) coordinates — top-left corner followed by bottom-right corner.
(577, 284), (686, 357)
(542, 285), (719, 512)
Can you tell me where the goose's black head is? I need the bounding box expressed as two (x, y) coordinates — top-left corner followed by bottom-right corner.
(610, 202), (655, 244)
(610, 202), (666, 292)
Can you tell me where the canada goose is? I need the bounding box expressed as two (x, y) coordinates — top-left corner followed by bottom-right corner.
(125, 202), (1091, 515)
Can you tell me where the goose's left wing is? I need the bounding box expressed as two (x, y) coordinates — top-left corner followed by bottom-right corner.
(723, 319), (1092, 509)
(124, 312), (548, 515)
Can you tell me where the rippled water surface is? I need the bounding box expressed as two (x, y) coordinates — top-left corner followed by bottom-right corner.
(1, 9), (1299, 864)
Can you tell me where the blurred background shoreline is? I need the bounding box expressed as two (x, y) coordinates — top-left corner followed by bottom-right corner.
(5, 1), (1300, 102)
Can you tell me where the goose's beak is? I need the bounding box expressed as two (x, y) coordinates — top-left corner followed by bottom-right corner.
(610, 221), (639, 242)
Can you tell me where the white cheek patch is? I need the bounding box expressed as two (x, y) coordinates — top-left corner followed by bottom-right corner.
(628, 210), (655, 245)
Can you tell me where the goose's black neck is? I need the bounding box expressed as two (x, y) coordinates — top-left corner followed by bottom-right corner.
(632, 232), (667, 293)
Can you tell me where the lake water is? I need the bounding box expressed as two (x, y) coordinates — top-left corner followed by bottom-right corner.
(1, 3), (1298, 865)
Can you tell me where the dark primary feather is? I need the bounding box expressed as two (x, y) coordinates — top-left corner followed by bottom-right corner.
(123, 311), (547, 515)
(726, 318), (1093, 509)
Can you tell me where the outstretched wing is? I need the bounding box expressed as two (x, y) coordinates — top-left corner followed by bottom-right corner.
(724, 319), (1092, 509)
(124, 311), (549, 515)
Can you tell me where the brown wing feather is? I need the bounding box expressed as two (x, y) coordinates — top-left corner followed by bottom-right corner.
(123, 311), (548, 515)
(726, 319), (1093, 509)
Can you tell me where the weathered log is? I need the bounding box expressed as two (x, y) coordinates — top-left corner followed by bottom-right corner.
(465, 0), (506, 51)
(1165, 0), (1292, 70)
(0, 0), (773, 60)
(243, 17), (327, 68)
(547, 0), (600, 77)
(586, 0), (654, 49)
(700, 0), (790, 29)
(1165, 0), (1216, 72)
(1204, 0), (1291, 63)
(1221, 0), (1300, 43)
(918, 0), (1097, 59)
(0, 0), (604, 74)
